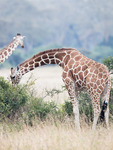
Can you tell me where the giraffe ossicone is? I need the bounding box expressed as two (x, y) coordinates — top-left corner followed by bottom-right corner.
(10, 48), (111, 130)
(0, 33), (25, 64)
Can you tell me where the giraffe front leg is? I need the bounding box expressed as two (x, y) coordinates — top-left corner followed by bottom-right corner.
(72, 99), (80, 130)
(64, 79), (80, 130)
(92, 98), (101, 130)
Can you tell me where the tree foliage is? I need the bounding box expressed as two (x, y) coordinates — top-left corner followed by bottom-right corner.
(103, 57), (113, 71)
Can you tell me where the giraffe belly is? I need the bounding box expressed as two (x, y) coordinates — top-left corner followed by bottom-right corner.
(75, 80), (87, 92)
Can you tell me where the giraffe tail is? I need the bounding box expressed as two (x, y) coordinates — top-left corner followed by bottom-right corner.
(100, 101), (108, 121)
(100, 75), (111, 121)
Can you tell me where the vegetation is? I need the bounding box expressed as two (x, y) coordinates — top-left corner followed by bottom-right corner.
(0, 63), (113, 127)
(1, 122), (113, 150)
(102, 56), (113, 71)
(0, 56), (113, 149)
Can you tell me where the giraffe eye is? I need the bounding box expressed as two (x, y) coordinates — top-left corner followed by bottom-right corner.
(11, 76), (15, 79)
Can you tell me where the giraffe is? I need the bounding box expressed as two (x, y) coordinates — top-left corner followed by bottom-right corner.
(10, 48), (111, 130)
(0, 33), (25, 64)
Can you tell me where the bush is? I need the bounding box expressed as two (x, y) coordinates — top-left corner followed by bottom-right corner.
(0, 71), (113, 126)
(0, 77), (60, 125)
(63, 92), (93, 123)
(23, 98), (58, 126)
(102, 56), (113, 71)
(63, 90), (113, 123)
(0, 77), (29, 120)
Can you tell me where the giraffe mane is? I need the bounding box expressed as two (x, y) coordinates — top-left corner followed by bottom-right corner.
(36, 48), (75, 56)
(0, 38), (17, 55)
(20, 48), (76, 67)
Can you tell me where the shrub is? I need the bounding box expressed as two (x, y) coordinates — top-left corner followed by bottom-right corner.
(0, 71), (113, 126)
(0, 77), (60, 125)
(102, 56), (113, 71)
(0, 77), (29, 120)
(23, 98), (58, 126)
(63, 91), (113, 123)
(63, 92), (93, 122)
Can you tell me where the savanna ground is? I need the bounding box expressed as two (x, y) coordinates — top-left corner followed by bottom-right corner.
(0, 66), (113, 150)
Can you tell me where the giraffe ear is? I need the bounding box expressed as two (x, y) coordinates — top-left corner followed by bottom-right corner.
(22, 36), (26, 39)
(17, 65), (20, 71)
(11, 67), (13, 74)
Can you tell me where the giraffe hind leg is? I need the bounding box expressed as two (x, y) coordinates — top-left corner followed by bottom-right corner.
(100, 79), (111, 128)
(92, 97), (101, 130)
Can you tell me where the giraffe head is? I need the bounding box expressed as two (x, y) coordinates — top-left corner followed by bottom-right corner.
(10, 66), (22, 86)
(13, 33), (26, 48)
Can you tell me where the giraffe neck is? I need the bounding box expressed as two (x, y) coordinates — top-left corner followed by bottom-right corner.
(19, 48), (75, 75)
(0, 39), (19, 63)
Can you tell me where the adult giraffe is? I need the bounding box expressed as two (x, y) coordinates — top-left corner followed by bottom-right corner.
(10, 48), (111, 130)
(0, 33), (25, 63)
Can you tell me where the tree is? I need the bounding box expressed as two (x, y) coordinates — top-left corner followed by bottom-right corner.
(103, 56), (113, 71)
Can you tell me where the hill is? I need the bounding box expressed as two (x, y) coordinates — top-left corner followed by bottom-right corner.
(0, 0), (113, 67)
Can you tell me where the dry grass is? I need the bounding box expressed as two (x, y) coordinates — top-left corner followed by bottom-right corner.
(1, 67), (113, 150)
(0, 121), (113, 150)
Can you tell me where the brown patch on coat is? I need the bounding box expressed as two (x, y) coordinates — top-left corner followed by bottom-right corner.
(42, 54), (48, 59)
(97, 80), (100, 85)
(98, 73), (102, 79)
(29, 61), (34, 65)
(94, 84), (97, 89)
(79, 72), (83, 81)
(4, 51), (7, 56)
(99, 68), (103, 72)
(82, 65), (87, 71)
(62, 72), (67, 79)
(29, 66), (34, 70)
(90, 67), (94, 72)
(35, 63), (39, 67)
(91, 78), (96, 82)
(68, 59), (75, 68)
(94, 69), (98, 74)
(64, 66), (68, 72)
(24, 63), (28, 67)
(35, 57), (41, 62)
(55, 53), (66, 61)
(99, 85), (103, 91)
(45, 59), (49, 64)
(71, 51), (79, 58)
(101, 79), (104, 84)
(75, 55), (82, 61)
(84, 70), (88, 76)
(75, 66), (81, 74)
(64, 55), (70, 65)
(97, 88), (101, 93)
(8, 49), (11, 52)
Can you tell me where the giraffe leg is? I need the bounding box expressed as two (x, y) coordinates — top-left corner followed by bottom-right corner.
(92, 98), (101, 130)
(63, 79), (80, 130)
(100, 80), (110, 128)
(88, 89), (101, 130)
(72, 99), (80, 130)
(105, 106), (109, 128)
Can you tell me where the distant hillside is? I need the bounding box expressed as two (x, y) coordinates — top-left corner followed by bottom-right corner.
(0, 0), (39, 46)
(0, 0), (113, 67)
(0, 0), (113, 48)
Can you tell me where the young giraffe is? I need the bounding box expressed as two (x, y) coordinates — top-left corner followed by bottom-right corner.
(0, 33), (25, 64)
(10, 48), (111, 130)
